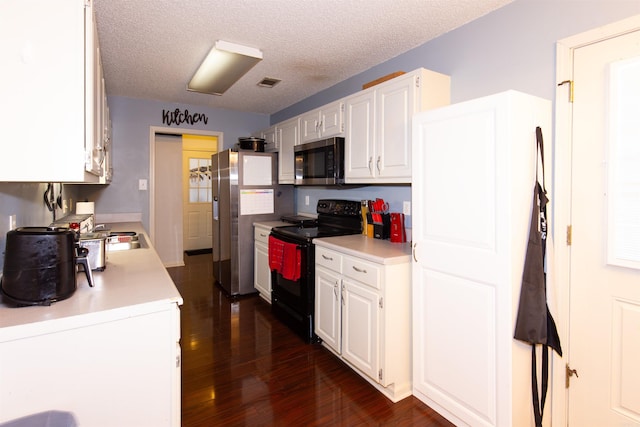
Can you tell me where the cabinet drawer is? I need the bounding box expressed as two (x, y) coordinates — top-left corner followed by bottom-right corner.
(342, 255), (380, 289)
(254, 227), (271, 244)
(316, 247), (342, 273)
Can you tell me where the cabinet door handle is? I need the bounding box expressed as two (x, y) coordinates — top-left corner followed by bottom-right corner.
(341, 284), (345, 305)
(322, 254), (333, 261)
(259, 233), (267, 237)
(376, 156), (381, 173)
(368, 157), (373, 173)
(413, 242), (418, 263)
(334, 281), (338, 300)
(352, 266), (367, 274)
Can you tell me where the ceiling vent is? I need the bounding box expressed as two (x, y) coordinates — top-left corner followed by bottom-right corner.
(257, 77), (281, 88)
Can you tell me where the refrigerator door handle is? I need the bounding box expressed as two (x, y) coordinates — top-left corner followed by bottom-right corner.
(213, 196), (219, 221)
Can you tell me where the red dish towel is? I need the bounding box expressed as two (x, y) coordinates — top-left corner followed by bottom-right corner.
(268, 236), (301, 282)
(269, 236), (284, 272)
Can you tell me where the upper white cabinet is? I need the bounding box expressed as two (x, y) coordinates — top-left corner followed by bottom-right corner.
(260, 125), (279, 152)
(0, 0), (108, 183)
(300, 100), (345, 144)
(411, 91), (551, 426)
(276, 116), (300, 183)
(345, 68), (450, 183)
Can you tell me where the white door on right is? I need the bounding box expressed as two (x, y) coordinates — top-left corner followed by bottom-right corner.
(568, 28), (640, 426)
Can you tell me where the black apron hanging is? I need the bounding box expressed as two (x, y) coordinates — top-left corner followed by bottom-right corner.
(514, 126), (562, 427)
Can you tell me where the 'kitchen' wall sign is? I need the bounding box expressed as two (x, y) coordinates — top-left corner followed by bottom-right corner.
(162, 108), (209, 126)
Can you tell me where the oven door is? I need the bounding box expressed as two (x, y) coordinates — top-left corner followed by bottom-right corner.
(269, 231), (318, 343)
(294, 137), (344, 185)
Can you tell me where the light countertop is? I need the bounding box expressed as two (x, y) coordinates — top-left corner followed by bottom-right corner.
(0, 222), (183, 341)
(314, 234), (411, 265)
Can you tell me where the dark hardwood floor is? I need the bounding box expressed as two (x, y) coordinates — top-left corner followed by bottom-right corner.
(168, 253), (453, 427)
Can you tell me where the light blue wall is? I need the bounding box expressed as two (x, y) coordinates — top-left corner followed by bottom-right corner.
(274, 0), (640, 225)
(75, 96), (269, 229)
(0, 183), (82, 271)
(273, 0), (640, 123)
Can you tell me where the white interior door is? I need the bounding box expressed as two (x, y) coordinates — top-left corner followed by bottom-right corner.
(567, 28), (640, 426)
(182, 134), (217, 252)
(153, 134), (183, 267)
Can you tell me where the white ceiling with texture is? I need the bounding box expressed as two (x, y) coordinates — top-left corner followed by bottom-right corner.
(94, 0), (512, 115)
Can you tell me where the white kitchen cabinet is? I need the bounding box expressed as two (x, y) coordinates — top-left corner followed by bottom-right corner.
(0, 303), (181, 426)
(0, 0), (109, 183)
(411, 91), (552, 427)
(276, 116), (300, 183)
(260, 125), (279, 152)
(254, 224), (272, 302)
(314, 236), (412, 402)
(300, 100), (345, 144)
(344, 68), (450, 184)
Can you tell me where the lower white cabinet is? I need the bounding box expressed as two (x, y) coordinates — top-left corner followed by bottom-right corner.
(314, 237), (411, 402)
(0, 302), (181, 426)
(254, 224), (273, 302)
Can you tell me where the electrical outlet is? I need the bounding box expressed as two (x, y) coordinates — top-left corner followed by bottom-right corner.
(9, 214), (16, 230)
(305, 195), (310, 206)
(403, 201), (411, 216)
(139, 179), (148, 191)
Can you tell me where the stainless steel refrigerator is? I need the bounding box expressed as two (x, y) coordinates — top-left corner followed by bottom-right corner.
(211, 149), (293, 296)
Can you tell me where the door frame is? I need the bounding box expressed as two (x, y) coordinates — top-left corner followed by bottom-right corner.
(553, 14), (640, 427)
(148, 126), (223, 255)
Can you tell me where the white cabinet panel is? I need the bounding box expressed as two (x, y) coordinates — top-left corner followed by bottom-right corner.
(342, 276), (379, 382)
(315, 266), (342, 352)
(277, 117), (299, 183)
(412, 90), (552, 427)
(300, 100), (344, 144)
(0, 0), (108, 183)
(0, 304), (181, 426)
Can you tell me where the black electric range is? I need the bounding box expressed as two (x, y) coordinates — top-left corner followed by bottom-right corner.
(269, 199), (362, 342)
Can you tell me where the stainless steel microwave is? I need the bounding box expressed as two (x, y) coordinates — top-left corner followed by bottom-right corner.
(294, 137), (345, 185)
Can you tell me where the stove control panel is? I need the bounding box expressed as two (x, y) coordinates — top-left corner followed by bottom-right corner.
(317, 199), (361, 216)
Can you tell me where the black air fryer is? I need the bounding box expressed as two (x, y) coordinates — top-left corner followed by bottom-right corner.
(1, 227), (78, 306)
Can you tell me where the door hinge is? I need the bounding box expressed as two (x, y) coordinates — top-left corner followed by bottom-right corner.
(558, 80), (574, 103)
(566, 225), (572, 246)
(566, 364), (579, 388)
(379, 297), (383, 309)
(415, 76), (420, 88)
(379, 369), (383, 381)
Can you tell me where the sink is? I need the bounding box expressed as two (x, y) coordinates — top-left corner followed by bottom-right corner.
(106, 233), (148, 251)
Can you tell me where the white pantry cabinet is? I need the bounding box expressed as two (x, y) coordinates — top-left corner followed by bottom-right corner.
(299, 99), (345, 144)
(314, 236), (412, 403)
(0, 0), (109, 183)
(276, 116), (300, 183)
(344, 68), (450, 184)
(411, 91), (552, 427)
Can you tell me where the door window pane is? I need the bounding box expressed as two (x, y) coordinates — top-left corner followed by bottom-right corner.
(188, 157), (212, 203)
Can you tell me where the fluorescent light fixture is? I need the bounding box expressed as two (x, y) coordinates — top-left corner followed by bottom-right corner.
(188, 40), (263, 95)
